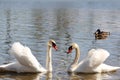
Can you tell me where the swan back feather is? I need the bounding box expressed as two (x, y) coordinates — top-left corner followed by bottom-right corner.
(88, 49), (110, 68)
(9, 42), (42, 71)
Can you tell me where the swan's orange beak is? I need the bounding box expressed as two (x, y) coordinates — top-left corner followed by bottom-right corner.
(52, 42), (58, 51)
(67, 49), (72, 54)
(53, 45), (58, 51)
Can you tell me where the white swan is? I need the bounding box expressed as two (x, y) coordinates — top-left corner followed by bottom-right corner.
(67, 43), (120, 73)
(0, 39), (58, 73)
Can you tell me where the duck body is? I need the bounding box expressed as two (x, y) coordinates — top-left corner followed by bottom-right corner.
(94, 29), (110, 40)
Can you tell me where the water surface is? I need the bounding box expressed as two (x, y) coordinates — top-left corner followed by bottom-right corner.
(0, 1), (120, 80)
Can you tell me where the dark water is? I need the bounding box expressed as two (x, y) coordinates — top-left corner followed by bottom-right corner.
(0, 1), (120, 80)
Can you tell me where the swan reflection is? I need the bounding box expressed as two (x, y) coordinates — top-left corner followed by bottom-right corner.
(0, 72), (52, 80)
(68, 72), (115, 80)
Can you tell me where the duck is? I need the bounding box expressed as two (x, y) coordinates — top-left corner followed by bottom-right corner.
(66, 43), (120, 73)
(0, 39), (58, 73)
(94, 29), (110, 40)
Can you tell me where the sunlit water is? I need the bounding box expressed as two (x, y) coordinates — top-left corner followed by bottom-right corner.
(0, 1), (120, 80)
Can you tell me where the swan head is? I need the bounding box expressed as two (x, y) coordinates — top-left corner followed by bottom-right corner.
(67, 43), (79, 54)
(48, 39), (58, 51)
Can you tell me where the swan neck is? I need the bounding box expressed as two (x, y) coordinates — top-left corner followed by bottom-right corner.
(71, 45), (80, 67)
(46, 45), (52, 72)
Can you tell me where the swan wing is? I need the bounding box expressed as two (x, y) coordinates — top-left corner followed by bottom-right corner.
(9, 42), (42, 70)
(88, 49), (96, 57)
(88, 49), (110, 68)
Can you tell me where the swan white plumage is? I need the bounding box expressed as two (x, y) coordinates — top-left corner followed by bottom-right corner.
(67, 43), (120, 73)
(0, 39), (58, 73)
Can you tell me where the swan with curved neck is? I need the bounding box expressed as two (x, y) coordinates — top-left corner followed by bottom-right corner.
(67, 43), (120, 73)
(0, 39), (58, 73)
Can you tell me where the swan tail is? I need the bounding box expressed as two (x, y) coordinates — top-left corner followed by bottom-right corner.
(0, 63), (47, 73)
(0, 64), (15, 72)
(0, 62), (24, 73)
(106, 66), (120, 72)
(101, 64), (120, 72)
(0, 65), (7, 72)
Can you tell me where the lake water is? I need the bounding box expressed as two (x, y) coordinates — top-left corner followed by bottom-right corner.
(0, 1), (120, 80)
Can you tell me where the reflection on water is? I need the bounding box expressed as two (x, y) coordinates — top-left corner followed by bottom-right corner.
(0, 3), (120, 80)
(0, 72), (53, 80)
(68, 72), (118, 80)
(69, 72), (120, 80)
(69, 73), (103, 80)
(0, 71), (120, 80)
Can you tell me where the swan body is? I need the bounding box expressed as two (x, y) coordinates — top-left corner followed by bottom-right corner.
(0, 40), (57, 73)
(67, 43), (120, 73)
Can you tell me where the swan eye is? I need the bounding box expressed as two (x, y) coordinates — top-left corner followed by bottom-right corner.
(69, 46), (73, 50)
(52, 42), (58, 50)
(52, 42), (56, 47)
(67, 46), (73, 54)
